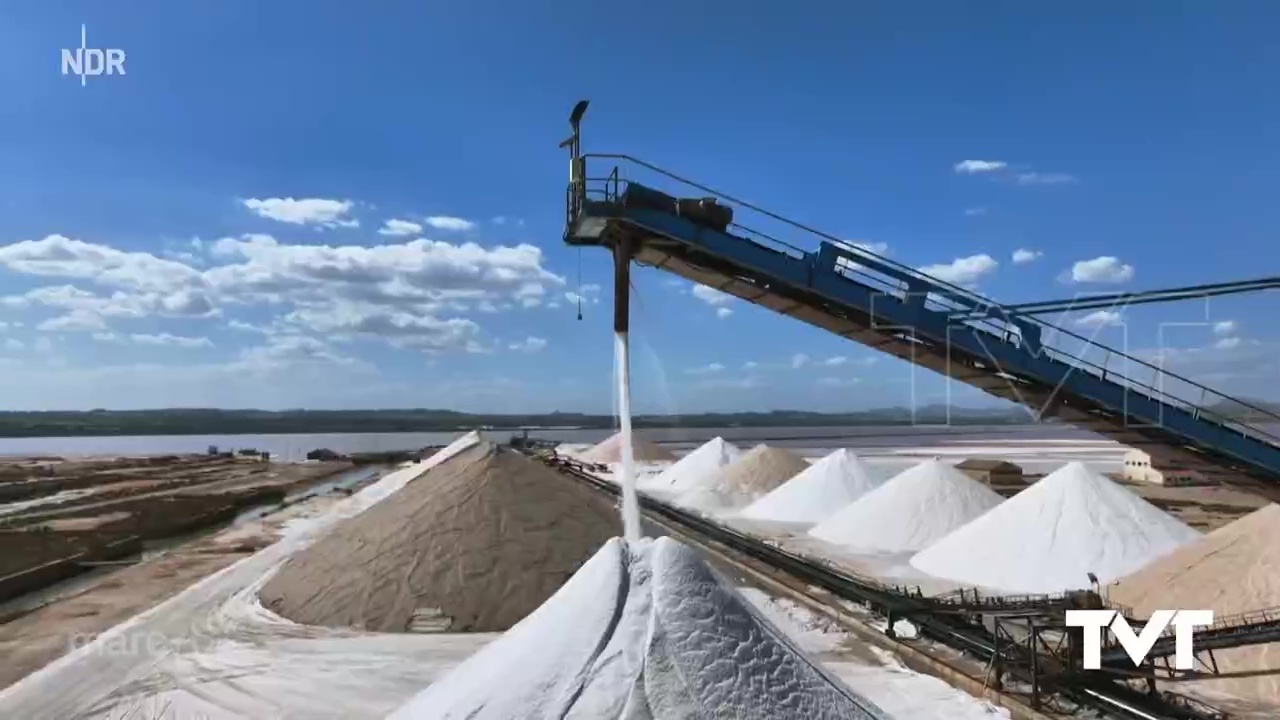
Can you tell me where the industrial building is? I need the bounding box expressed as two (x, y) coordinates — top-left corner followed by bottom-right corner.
(1122, 449), (1210, 487)
(955, 458), (1025, 490)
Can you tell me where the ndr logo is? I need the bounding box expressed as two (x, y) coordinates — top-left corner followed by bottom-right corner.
(61, 25), (126, 86)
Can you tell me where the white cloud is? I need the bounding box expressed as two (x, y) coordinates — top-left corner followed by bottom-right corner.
(130, 333), (214, 348)
(238, 335), (362, 369)
(822, 356), (848, 367)
(919, 254), (999, 286)
(954, 160), (1007, 174)
(1074, 309), (1124, 328)
(1016, 172), (1077, 186)
(508, 336), (548, 353)
(0, 235), (203, 294)
(424, 216), (476, 232)
(694, 376), (761, 390)
(4, 284), (216, 320)
(564, 283), (602, 307)
(207, 233), (563, 314)
(1, 228), (565, 362)
(228, 319), (270, 333)
(964, 207), (988, 217)
(38, 310), (108, 332)
(1012, 248), (1043, 264)
(92, 332), (212, 348)
(715, 307), (733, 319)
(790, 353), (810, 369)
(242, 197), (358, 228)
(286, 305), (483, 353)
(206, 234), (561, 352)
(1070, 256), (1134, 284)
(377, 218), (424, 237)
(691, 285), (733, 307)
(1213, 320), (1237, 336)
(1134, 338), (1277, 391)
(686, 362), (725, 375)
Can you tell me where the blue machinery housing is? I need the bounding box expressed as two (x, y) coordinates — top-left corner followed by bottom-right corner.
(563, 152), (1280, 499)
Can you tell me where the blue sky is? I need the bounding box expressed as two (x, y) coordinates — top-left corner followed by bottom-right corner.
(0, 2), (1276, 413)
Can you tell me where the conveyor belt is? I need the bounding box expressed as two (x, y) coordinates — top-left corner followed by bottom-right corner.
(564, 155), (1280, 500)
(1102, 606), (1280, 665)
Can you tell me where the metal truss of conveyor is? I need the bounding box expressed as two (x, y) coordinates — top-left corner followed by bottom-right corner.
(563, 153), (1280, 498)
(1100, 606), (1280, 679)
(533, 451), (1225, 720)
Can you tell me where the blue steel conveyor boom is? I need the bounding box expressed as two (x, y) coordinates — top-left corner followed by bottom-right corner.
(559, 103), (1280, 499)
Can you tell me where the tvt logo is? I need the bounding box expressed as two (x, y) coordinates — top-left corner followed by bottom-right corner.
(61, 25), (126, 86)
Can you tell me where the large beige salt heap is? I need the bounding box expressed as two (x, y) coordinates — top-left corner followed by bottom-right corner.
(580, 431), (676, 463)
(910, 462), (1199, 594)
(387, 536), (889, 720)
(739, 448), (886, 524)
(1110, 504), (1280, 707)
(259, 441), (619, 632)
(676, 444), (809, 514)
(808, 459), (1003, 553)
(644, 436), (743, 493)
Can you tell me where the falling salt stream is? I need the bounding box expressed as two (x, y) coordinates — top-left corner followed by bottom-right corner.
(614, 331), (642, 543)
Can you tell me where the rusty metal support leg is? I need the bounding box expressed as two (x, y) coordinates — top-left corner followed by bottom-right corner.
(1029, 618), (1040, 709)
(614, 237), (634, 333)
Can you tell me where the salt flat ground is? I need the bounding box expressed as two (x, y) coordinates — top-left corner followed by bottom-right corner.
(0, 447), (1010, 720)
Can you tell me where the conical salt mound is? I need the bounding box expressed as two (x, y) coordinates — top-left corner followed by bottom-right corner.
(259, 442), (619, 632)
(910, 462), (1199, 594)
(1108, 504), (1280, 706)
(739, 449), (887, 524)
(580, 431), (677, 463)
(645, 437), (743, 493)
(808, 459), (1002, 553)
(387, 536), (889, 720)
(677, 444), (809, 514)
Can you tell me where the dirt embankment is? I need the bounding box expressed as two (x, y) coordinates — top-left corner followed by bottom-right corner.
(0, 455), (351, 604)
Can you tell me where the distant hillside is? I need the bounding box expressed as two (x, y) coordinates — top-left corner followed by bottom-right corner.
(0, 406), (1033, 438)
(1207, 398), (1280, 421)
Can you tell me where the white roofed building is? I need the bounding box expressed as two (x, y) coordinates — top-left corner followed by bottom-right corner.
(1122, 449), (1209, 487)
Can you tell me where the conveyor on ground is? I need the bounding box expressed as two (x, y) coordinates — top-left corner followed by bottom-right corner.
(1101, 606), (1280, 668)
(559, 104), (1280, 500)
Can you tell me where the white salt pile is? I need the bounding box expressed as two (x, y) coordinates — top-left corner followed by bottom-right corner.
(1110, 504), (1280, 707)
(387, 536), (890, 719)
(677, 444), (809, 514)
(643, 436), (743, 493)
(808, 459), (1003, 553)
(554, 442), (592, 458)
(259, 441), (620, 632)
(910, 461), (1199, 594)
(739, 449), (887, 524)
(580, 431), (676, 463)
